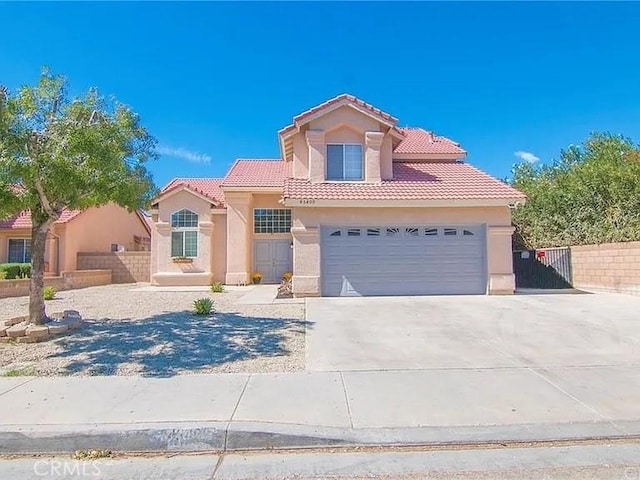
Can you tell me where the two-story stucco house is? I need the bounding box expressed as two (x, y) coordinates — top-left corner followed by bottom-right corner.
(150, 95), (525, 296)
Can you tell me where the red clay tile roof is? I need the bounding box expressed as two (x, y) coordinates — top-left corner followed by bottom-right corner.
(283, 162), (525, 201)
(160, 178), (225, 206)
(222, 159), (291, 188)
(279, 94), (398, 136)
(0, 209), (83, 230)
(394, 128), (466, 155)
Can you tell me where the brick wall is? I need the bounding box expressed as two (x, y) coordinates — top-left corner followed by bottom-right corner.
(571, 241), (640, 296)
(0, 270), (112, 299)
(76, 251), (150, 283)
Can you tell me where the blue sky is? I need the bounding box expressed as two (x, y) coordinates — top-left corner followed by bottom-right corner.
(1, 2), (639, 188)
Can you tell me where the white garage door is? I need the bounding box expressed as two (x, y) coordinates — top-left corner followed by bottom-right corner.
(321, 225), (486, 296)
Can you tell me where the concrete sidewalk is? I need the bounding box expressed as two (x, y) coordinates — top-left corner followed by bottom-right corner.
(1, 367), (640, 453)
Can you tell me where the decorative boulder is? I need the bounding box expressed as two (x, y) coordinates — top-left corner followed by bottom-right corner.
(6, 323), (28, 338)
(47, 323), (69, 335)
(26, 325), (49, 339)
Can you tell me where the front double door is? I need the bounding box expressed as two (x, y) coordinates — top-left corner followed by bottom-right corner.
(253, 239), (292, 284)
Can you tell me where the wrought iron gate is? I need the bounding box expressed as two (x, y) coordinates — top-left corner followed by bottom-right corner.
(513, 247), (572, 289)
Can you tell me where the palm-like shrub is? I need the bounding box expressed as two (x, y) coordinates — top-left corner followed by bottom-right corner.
(193, 298), (214, 315)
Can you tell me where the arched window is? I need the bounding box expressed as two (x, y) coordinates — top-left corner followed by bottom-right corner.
(171, 209), (198, 257)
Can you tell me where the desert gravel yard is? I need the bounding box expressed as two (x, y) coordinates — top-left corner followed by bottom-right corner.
(0, 284), (306, 377)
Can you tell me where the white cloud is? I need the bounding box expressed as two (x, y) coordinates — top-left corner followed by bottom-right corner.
(514, 150), (540, 164)
(157, 146), (211, 165)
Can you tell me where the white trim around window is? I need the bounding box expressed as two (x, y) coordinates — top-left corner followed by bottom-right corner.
(326, 143), (364, 181)
(170, 209), (199, 257)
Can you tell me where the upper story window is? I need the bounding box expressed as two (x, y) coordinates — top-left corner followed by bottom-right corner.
(170, 209), (198, 257)
(326, 144), (363, 181)
(254, 209), (292, 234)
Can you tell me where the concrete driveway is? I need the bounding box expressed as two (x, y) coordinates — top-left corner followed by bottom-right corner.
(305, 293), (640, 372)
(304, 293), (640, 430)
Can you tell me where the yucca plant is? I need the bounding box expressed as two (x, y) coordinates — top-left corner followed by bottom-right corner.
(210, 282), (224, 293)
(43, 286), (56, 301)
(193, 298), (214, 315)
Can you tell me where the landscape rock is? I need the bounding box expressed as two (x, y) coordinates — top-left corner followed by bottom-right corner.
(58, 317), (82, 330)
(16, 336), (39, 344)
(6, 322), (28, 338)
(26, 325), (50, 339)
(63, 310), (81, 319)
(4, 316), (26, 327)
(46, 323), (69, 335)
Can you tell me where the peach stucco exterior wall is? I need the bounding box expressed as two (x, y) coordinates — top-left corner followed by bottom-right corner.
(62, 203), (149, 272)
(1, 205), (147, 275)
(290, 105), (393, 183)
(290, 206), (515, 296)
(0, 229), (51, 267)
(224, 192), (291, 285)
(151, 190), (226, 286)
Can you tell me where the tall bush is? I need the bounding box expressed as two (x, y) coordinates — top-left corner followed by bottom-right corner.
(511, 132), (640, 249)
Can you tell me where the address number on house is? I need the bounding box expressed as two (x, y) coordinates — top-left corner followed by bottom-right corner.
(295, 199), (316, 205)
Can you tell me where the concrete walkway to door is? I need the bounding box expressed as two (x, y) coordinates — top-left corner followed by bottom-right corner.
(236, 285), (303, 305)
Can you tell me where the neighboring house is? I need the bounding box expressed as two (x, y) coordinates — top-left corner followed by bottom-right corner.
(150, 94), (525, 296)
(0, 203), (151, 275)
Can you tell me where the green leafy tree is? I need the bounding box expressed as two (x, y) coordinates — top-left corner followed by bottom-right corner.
(512, 132), (640, 249)
(0, 69), (157, 325)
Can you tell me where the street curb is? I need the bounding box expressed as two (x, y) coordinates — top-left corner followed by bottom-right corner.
(2, 420), (640, 454)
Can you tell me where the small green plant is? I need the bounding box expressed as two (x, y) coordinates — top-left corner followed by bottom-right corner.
(210, 282), (224, 293)
(43, 286), (57, 300)
(73, 449), (112, 460)
(193, 297), (214, 315)
(2, 366), (36, 377)
(252, 272), (263, 284)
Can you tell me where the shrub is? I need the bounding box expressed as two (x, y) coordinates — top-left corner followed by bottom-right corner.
(73, 449), (112, 460)
(252, 272), (263, 284)
(282, 272), (293, 282)
(193, 297), (214, 315)
(0, 263), (31, 280)
(43, 286), (56, 300)
(210, 282), (224, 293)
(0, 271), (5, 280)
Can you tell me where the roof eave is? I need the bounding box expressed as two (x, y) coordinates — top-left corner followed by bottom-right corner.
(282, 197), (527, 208)
(220, 185), (284, 193)
(152, 184), (218, 207)
(392, 152), (467, 161)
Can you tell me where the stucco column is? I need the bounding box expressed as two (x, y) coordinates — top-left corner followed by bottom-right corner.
(199, 221), (214, 277)
(365, 131), (384, 183)
(225, 192), (252, 285)
(291, 225), (320, 297)
(306, 130), (325, 183)
(153, 221), (171, 282)
(45, 235), (57, 276)
(487, 225), (516, 295)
